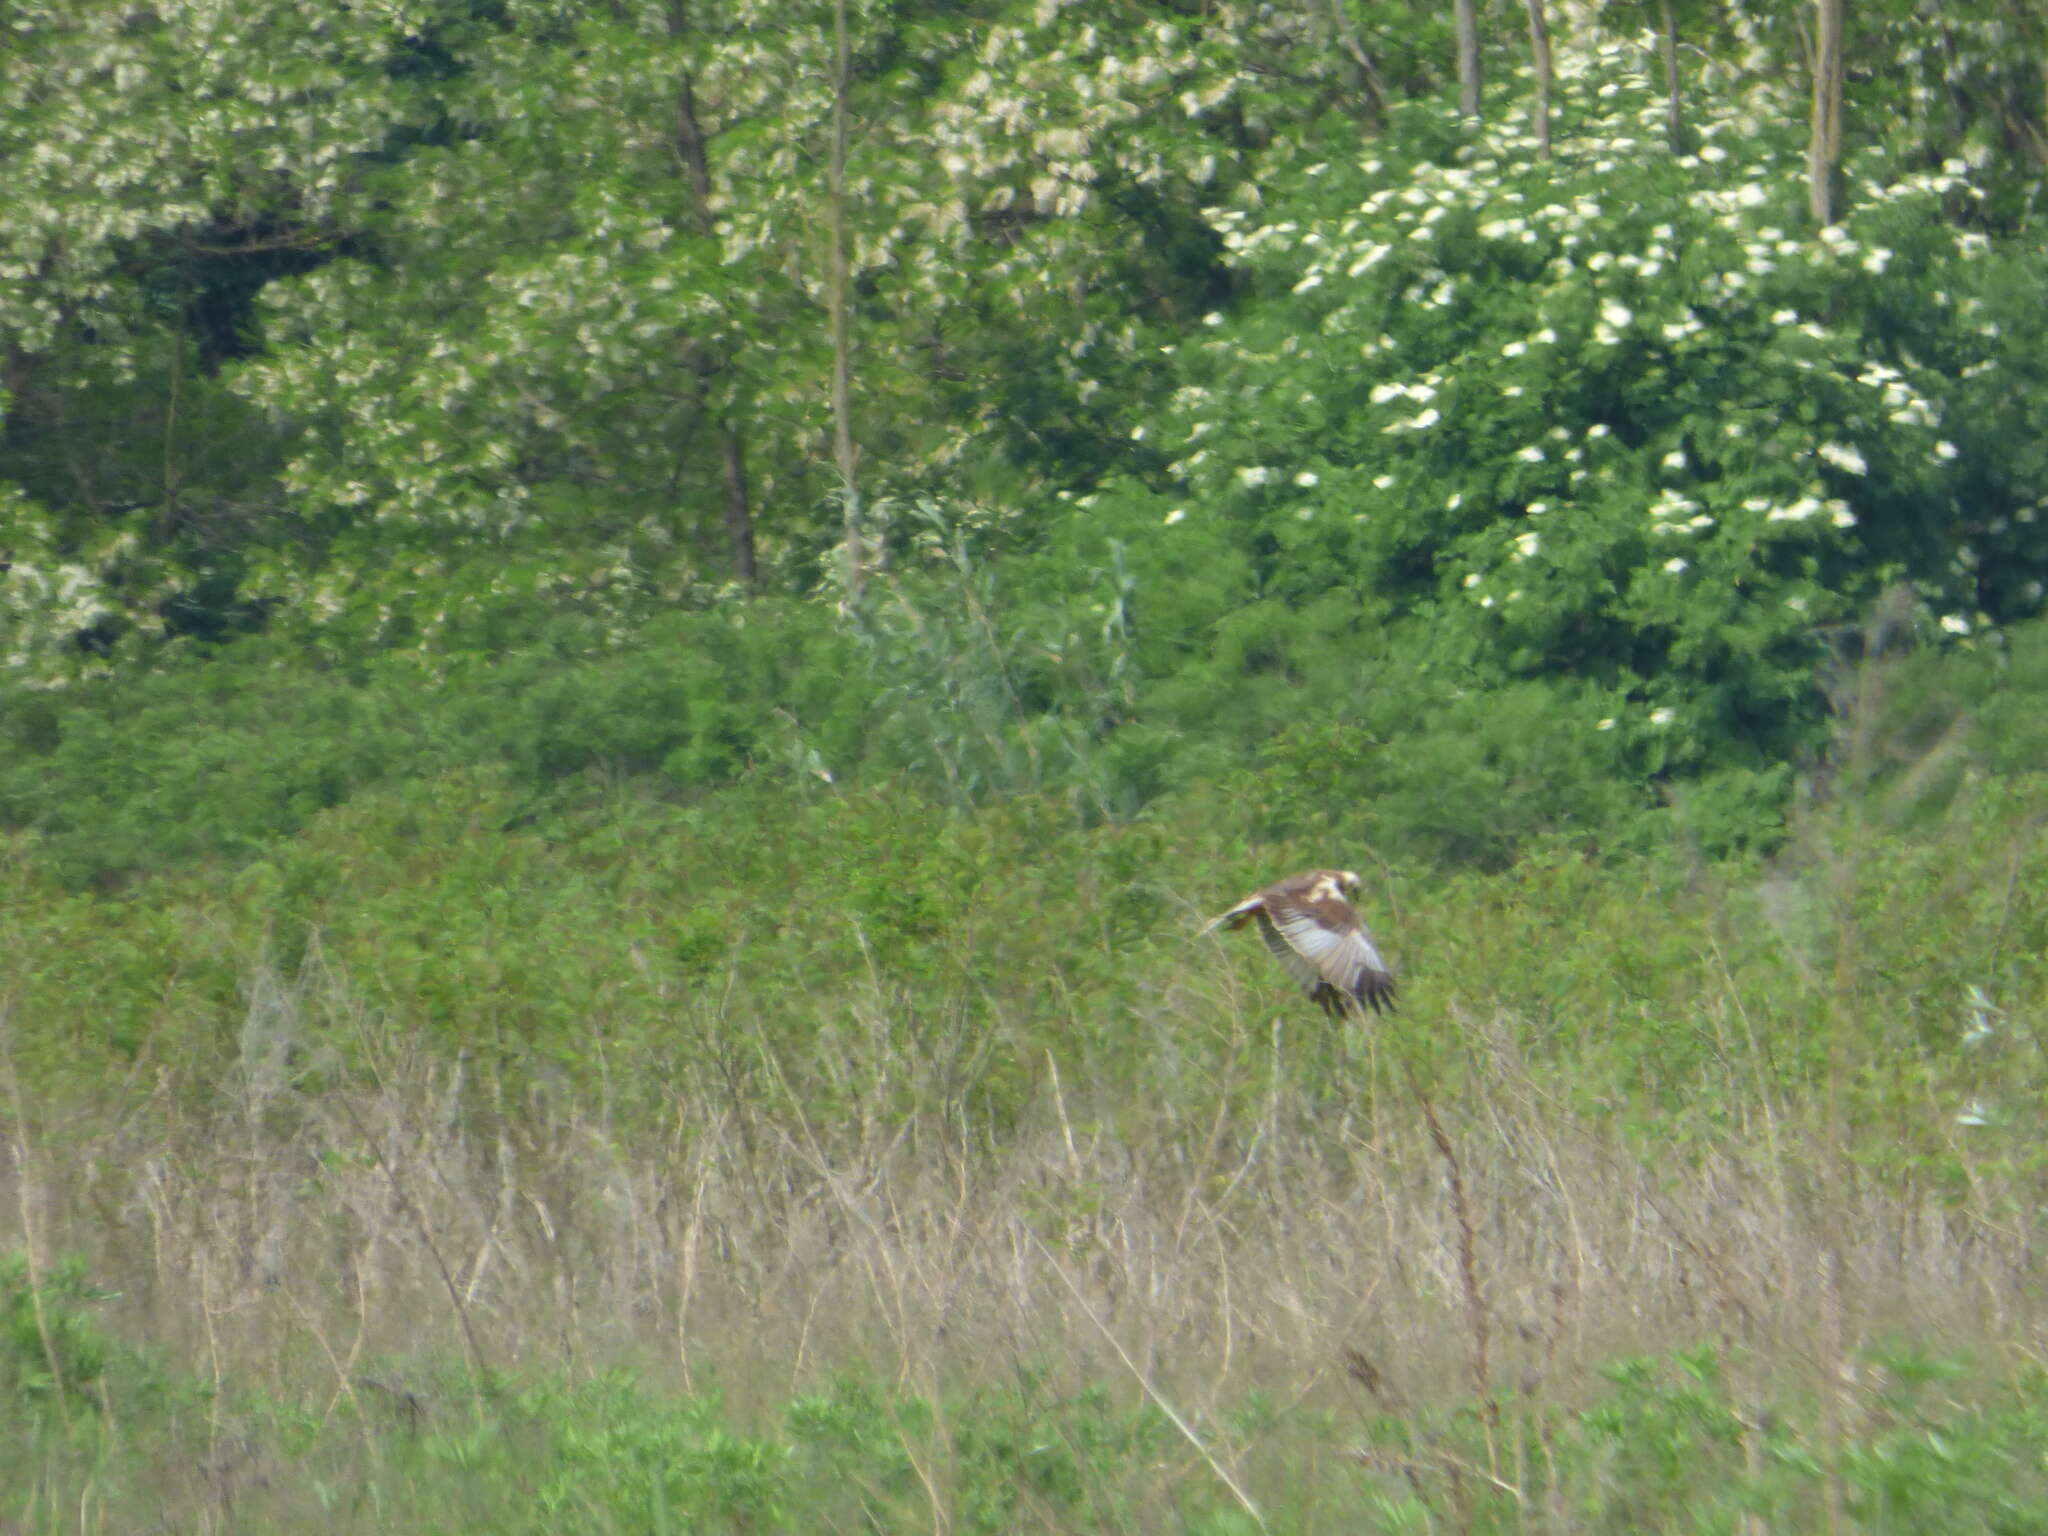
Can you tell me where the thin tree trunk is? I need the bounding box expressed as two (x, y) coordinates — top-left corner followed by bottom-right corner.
(1658, 0), (1684, 153)
(828, 0), (862, 598)
(670, 3), (758, 589)
(1807, 0), (1845, 225)
(1327, 0), (1388, 125)
(718, 417), (756, 589)
(671, 31), (714, 207)
(1523, 0), (1552, 158)
(1454, 0), (1482, 123)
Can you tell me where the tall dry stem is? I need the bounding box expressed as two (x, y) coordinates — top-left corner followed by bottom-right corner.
(1407, 1067), (1497, 1477)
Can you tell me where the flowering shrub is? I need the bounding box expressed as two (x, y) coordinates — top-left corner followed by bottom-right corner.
(1, 488), (115, 682)
(1076, 38), (2048, 822)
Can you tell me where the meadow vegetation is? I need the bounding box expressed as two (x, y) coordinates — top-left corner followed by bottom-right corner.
(7, 611), (2048, 1529)
(9, 1), (2048, 1529)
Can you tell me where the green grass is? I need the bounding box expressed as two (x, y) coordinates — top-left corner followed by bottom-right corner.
(5, 612), (2048, 1529)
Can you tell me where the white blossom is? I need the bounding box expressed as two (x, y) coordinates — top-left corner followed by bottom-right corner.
(1384, 406), (1440, 433)
(1818, 442), (1867, 475)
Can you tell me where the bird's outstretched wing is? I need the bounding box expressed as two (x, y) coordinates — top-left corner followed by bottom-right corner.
(1264, 885), (1396, 1014)
(1210, 871), (1397, 1016)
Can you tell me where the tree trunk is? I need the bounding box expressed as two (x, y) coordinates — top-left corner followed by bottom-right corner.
(718, 417), (756, 589)
(1326, 0), (1388, 125)
(1454, 0), (1482, 123)
(1658, 0), (1684, 154)
(1523, 0), (1552, 158)
(1807, 0), (1845, 225)
(828, 0), (863, 598)
(669, 3), (758, 589)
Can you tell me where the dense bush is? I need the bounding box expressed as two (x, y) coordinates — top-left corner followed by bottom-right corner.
(10, 31), (2048, 872)
(1022, 42), (2048, 847)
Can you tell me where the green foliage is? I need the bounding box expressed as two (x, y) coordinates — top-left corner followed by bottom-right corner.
(0, 0), (449, 673)
(0, 644), (457, 885)
(1244, 679), (1663, 866)
(1067, 41), (2048, 851)
(9, 658), (2048, 1154)
(1707, 0), (2048, 231)
(11, 1248), (2048, 1534)
(0, 1254), (117, 1411)
(0, 1290), (1206, 1535)
(1332, 1345), (2048, 1533)
(7, 1), (2046, 864)
(1553, 1346), (2048, 1532)
(8, 0), (2039, 702)
(206, 0), (1300, 641)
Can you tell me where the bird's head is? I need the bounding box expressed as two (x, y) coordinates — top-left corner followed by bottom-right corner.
(1336, 869), (1363, 899)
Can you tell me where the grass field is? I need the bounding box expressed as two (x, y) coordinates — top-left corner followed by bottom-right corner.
(6, 719), (2048, 1531)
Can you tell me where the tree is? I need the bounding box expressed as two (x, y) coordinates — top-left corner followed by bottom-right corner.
(1454, 0), (1483, 121)
(668, 1), (758, 590)
(1656, 0), (1684, 153)
(29, 0), (2037, 698)
(1807, 0), (1846, 225)
(0, 0), (448, 675)
(1523, 0), (1555, 158)
(220, 0), (1298, 647)
(828, 0), (863, 600)
(1321, 0), (1391, 125)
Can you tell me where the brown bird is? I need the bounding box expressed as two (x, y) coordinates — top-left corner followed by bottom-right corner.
(1207, 868), (1397, 1017)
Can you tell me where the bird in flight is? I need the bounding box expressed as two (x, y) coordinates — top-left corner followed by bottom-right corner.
(1207, 868), (1397, 1017)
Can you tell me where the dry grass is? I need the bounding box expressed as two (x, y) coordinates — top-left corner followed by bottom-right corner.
(5, 931), (2041, 1526)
